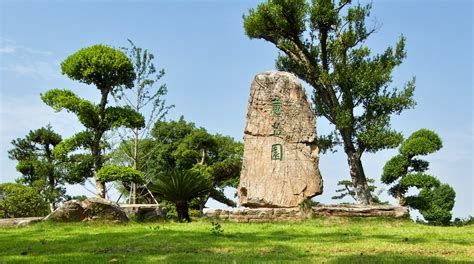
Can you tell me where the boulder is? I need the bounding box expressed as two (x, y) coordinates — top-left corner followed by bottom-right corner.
(44, 200), (85, 222)
(120, 204), (167, 221)
(44, 197), (128, 223)
(82, 197), (129, 223)
(238, 71), (323, 207)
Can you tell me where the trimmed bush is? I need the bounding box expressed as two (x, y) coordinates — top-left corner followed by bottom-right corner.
(0, 183), (50, 218)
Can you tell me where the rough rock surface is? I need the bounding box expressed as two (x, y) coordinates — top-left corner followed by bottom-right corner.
(44, 197), (128, 223)
(120, 204), (167, 221)
(238, 71), (323, 207)
(203, 205), (408, 222)
(0, 217), (44, 227)
(43, 200), (86, 222)
(82, 197), (129, 223)
(312, 204), (409, 218)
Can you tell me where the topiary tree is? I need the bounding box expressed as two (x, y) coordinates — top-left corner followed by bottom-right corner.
(8, 125), (75, 210)
(41, 45), (145, 198)
(243, 0), (416, 205)
(148, 170), (211, 222)
(96, 165), (144, 185)
(381, 129), (455, 225)
(0, 183), (50, 218)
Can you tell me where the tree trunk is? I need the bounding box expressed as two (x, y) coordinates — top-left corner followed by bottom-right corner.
(397, 191), (405, 206)
(200, 148), (205, 165)
(94, 89), (108, 199)
(96, 180), (106, 198)
(176, 201), (191, 222)
(48, 175), (57, 210)
(131, 126), (139, 204)
(346, 150), (373, 205)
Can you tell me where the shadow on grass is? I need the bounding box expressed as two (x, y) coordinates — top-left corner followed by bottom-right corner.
(329, 253), (469, 264)
(0, 221), (470, 263)
(1, 227), (302, 263)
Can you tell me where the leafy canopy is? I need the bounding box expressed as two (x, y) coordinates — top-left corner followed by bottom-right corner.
(0, 183), (50, 218)
(7, 125), (79, 208)
(61, 44), (135, 90)
(243, 0), (416, 153)
(150, 170), (211, 204)
(381, 129), (455, 225)
(96, 165), (144, 183)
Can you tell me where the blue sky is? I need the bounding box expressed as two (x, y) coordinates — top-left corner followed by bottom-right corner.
(0, 0), (472, 219)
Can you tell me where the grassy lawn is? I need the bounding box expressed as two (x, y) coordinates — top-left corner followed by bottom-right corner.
(0, 217), (472, 263)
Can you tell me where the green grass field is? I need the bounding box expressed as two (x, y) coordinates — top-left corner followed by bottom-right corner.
(0, 217), (472, 263)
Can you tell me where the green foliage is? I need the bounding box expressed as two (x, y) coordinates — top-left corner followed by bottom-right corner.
(7, 125), (73, 209)
(453, 216), (474, 226)
(114, 117), (242, 208)
(332, 178), (385, 204)
(96, 165), (144, 183)
(398, 173), (440, 195)
(400, 128), (442, 157)
(150, 170), (211, 205)
(416, 184), (455, 226)
(243, 0), (416, 204)
(61, 44), (135, 90)
(41, 90), (144, 132)
(381, 155), (409, 184)
(210, 221), (224, 235)
(299, 198), (319, 212)
(381, 129), (455, 225)
(41, 44), (145, 198)
(65, 195), (88, 202)
(149, 170), (211, 222)
(110, 39), (174, 204)
(0, 183), (50, 218)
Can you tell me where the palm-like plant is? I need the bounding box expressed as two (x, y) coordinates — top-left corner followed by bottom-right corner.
(150, 170), (211, 222)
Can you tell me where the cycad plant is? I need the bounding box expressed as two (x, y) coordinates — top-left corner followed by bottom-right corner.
(150, 170), (211, 222)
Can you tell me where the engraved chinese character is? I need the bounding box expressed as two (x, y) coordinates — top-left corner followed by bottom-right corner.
(272, 122), (281, 136)
(271, 144), (283, 160)
(272, 98), (282, 116)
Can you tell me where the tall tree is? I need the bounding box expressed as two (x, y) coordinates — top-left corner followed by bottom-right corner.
(243, 0), (416, 204)
(112, 39), (173, 204)
(41, 45), (145, 198)
(8, 125), (76, 210)
(143, 117), (242, 209)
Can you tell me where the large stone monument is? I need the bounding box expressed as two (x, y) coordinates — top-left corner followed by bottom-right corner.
(238, 71), (323, 208)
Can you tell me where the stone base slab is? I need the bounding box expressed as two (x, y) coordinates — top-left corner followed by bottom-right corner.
(203, 204), (408, 222)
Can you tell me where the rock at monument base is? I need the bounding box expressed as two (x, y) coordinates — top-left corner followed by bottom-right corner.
(203, 205), (408, 222)
(44, 197), (128, 223)
(239, 71), (323, 208)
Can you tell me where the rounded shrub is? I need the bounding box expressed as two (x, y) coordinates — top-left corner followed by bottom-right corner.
(418, 184), (456, 225)
(400, 129), (442, 157)
(61, 44), (135, 89)
(0, 183), (50, 218)
(96, 165), (144, 183)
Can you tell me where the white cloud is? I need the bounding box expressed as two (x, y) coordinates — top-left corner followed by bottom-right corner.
(0, 37), (57, 79)
(1, 60), (61, 80)
(0, 47), (16, 54)
(0, 37), (52, 56)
